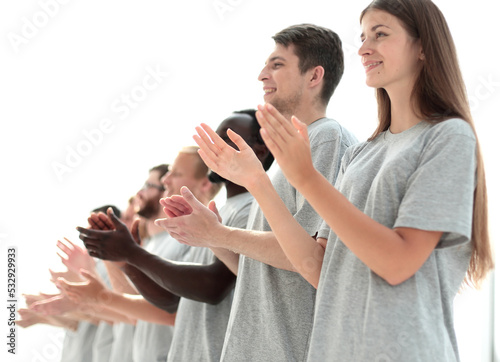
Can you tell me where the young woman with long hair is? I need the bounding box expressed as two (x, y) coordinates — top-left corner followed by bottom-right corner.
(191, 0), (493, 359)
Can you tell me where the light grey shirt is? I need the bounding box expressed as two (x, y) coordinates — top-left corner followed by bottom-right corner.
(91, 259), (114, 362)
(60, 259), (109, 362)
(220, 118), (358, 361)
(167, 192), (254, 362)
(310, 119), (476, 361)
(132, 232), (190, 362)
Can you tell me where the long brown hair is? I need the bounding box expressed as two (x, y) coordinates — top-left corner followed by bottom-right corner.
(361, 0), (493, 287)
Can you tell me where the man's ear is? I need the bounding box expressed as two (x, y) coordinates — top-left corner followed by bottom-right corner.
(200, 176), (222, 200)
(309, 66), (325, 88)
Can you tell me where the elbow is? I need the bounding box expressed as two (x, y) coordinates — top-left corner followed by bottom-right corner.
(203, 284), (235, 305)
(163, 303), (178, 314)
(146, 296), (179, 314)
(199, 278), (236, 305)
(163, 299), (179, 314)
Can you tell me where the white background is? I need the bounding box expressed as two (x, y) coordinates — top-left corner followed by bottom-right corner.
(1, 0), (498, 361)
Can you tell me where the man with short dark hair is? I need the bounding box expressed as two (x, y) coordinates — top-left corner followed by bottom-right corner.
(158, 24), (358, 361)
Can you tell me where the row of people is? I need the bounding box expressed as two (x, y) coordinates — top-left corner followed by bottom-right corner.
(22, 0), (494, 360)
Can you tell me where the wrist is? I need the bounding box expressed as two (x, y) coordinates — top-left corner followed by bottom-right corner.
(246, 170), (270, 195)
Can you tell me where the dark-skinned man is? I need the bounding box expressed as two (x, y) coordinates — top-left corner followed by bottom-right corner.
(73, 110), (273, 362)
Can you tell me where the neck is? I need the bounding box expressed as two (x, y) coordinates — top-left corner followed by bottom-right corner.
(282, 101), (326, 126)
(386, 86), (421, 133)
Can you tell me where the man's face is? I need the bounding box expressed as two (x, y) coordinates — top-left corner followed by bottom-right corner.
(161, 153), (205, 198)
(135, 170), (164, 219)
(258, 43), (306, 116)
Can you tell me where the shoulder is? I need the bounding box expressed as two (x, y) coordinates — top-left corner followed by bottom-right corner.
(308, 117), (359, 147)
(420, 118), (477, 151)
(428, 118), (475, 139)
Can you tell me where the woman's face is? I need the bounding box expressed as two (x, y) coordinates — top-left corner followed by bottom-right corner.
(358, 9), (424, 94)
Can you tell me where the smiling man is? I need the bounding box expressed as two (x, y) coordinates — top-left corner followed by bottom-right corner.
(157, 24), (359, 361)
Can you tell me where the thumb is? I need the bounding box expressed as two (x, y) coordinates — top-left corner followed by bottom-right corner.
(227, 128), (250, 152)
(107, 207), (124, 229)
(79, 269), (96, 282)
(56, 277), (71, 289)
(208, 201), (222, 222)
(131, 219), (142, 246)
(180, 186), (202, 209)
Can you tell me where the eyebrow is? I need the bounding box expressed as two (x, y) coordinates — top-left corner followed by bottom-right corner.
(360, 24), (391, 38)
(265, 56), (287, 64)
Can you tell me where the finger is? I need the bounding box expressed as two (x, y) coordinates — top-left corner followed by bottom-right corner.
(180, 186), (203, 210)
(162, 207), (178, 219)
(56, 239), (72, 255)
(131, 219), (142, 246)
(256, 106), (286, 150)
(256, 110), (282, 155)
(79, 234), (102, 248)
(154, 217), (182, 232)
(264, 103), (298, 137)
(63, 237), (78, 248)
(291, 116), (310, 146)
(97, 212), (115, 230)
(86, 248), (101, 259)
(164, 197), (192, 216)
(107, 207), (125, 230)
(79, 269), (96, 282)
(226, 128), (251, 152)
(88, 214), (105, 230)
(77, 226), (111, 239)
(56, 251), (68, 263)
(161, 200), (184, 217)
(195, 146), (218, 173)
(199, 123), (229, 150)
(194, 126), (221, 161)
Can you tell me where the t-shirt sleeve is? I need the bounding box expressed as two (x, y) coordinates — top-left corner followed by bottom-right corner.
(394, 129), (477, 248)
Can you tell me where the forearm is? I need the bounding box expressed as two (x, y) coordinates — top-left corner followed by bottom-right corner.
(296, 170), (441, 285)
(82, 304), (136, 325)
(104, 261), (139, 294)
(46, 315), (79, 330)
(214, 226), (296, 271)
(93, 289), (175, 325)
(127, 248), (235, 305)
(210, 247), (239, 275)
(247, 173), (325, 287)
(122, 262), (180, 313)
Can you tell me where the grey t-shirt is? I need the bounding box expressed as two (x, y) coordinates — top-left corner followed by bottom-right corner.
(92, 259), (114, 362)
(109, 323), (135, 362)
(132, 232), (190, 362)
(310, 119), (476, 361)
(167, 192), (254, 362)
(60, 320), (97, 362)
(220, 118), (358, 361)
(60, 259), (109, 362)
